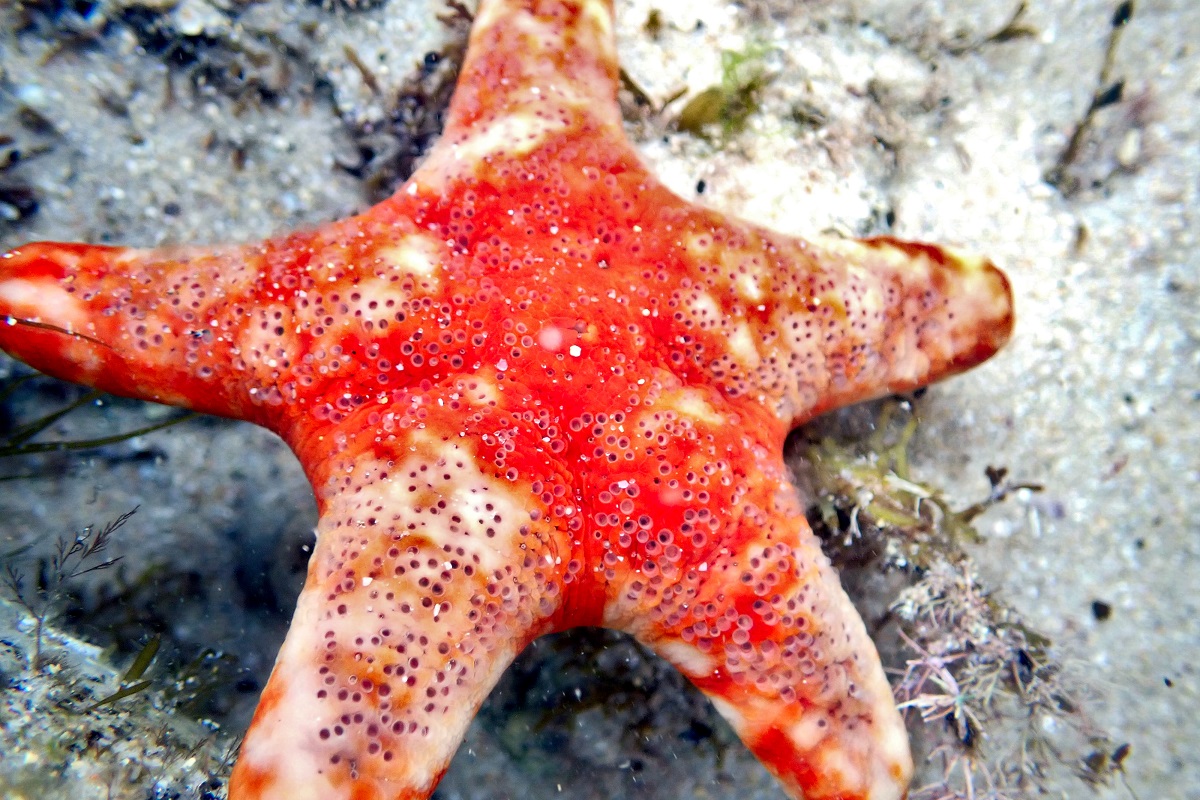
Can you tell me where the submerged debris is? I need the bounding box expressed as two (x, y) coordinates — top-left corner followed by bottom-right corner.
(2, 507), (133, 669)
(805, 399), (1126, 799)
(0, 503), (233, 798)
(1045, 1), (1140, 195)
(942, 1), (1039, 56)
(337, 3), (471, 200)
(0, 595), (232, 799)
(674, 42), (774, 140)
(0, 98), (59, 225)
(0, 371), (195, 466)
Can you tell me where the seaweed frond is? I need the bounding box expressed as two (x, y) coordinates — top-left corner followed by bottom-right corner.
(805, 399), (1125, 799)
(675, 42), (774, 140)
(2, 507), (137, 669)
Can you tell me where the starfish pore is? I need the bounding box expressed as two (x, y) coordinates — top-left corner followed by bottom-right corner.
(0, 1), (1013, 798)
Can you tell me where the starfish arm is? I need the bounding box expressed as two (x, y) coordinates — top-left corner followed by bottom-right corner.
(231, 407), (568, 800)
(0, 237), (297, 422)
(631, 491), (913, 800)
(585, 393), (911, 800)
(772, 234), (1014, 425)
(658, 214), (1015, 426)
(0, 207), (442, 429)
(433, 0), (622, 155)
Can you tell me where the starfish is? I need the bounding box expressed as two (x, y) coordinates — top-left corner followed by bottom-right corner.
(0, 1), (1013, 798)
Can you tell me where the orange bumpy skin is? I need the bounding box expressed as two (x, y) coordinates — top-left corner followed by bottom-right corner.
(0, 1), (1013, 798)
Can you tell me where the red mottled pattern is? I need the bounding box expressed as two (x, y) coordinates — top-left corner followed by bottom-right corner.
(0, 1), (1013, 799)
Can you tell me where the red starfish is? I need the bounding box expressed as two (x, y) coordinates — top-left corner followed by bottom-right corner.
(0, 1), (1013, 798)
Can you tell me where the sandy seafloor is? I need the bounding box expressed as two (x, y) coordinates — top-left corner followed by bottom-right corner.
(0, 0), (1196, 798)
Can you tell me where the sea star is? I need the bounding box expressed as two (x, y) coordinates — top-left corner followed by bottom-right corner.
(0, 1), (1013, 798)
